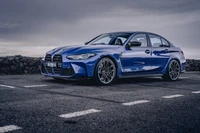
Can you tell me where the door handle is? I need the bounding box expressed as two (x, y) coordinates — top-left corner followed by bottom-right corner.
(145, 50), (150, 54)
(165, 49), (168, 52)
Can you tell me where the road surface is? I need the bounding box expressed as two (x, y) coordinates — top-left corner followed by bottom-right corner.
(0, 72), (200, 133)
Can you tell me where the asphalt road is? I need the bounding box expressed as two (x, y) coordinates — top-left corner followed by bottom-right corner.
(0, 72), (200, 133)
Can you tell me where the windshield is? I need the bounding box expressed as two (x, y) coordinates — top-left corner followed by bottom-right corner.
(87, 33), (132, 45)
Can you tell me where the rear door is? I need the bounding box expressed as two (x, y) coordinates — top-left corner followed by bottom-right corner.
(120, 33), (152, 74)
(148, 34), (171, 72)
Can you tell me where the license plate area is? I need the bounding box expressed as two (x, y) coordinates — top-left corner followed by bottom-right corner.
(46, 62), (57, 67)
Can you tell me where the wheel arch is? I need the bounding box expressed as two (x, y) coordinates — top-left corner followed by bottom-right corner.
(93, 55), (119, 77)
(162, 58), (181, 81)
(163, 58), (181, 74)
(173, 58), (181, 65)
(169, 58), (181, 67)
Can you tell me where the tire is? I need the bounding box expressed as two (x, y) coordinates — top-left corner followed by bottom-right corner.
(162, 59), (180, 81)
(94, 57), (117, 85)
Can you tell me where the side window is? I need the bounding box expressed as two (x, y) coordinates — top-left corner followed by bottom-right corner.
(149, 34), (162, 47)
(129, 34), (147, 47)
(161, 38), (170, 47)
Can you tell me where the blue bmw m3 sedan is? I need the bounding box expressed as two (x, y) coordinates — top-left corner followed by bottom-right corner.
(41, 31), (186, 85)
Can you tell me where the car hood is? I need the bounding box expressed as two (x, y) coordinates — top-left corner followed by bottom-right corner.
(46, 45), (122, 55)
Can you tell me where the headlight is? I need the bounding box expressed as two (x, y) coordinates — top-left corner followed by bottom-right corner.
(66, 53), (96, 60)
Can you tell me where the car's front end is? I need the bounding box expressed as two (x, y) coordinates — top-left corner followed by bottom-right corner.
(41, 45), (122, 80)
(41, 54), (96, 79)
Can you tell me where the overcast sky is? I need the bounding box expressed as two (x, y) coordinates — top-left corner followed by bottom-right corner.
(0, 0), (200, 58)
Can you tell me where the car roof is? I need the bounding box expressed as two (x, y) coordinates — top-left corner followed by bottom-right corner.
(107, 31), (168, 39)
(104, 31), (175, 47)
(106, 31), (160, 35)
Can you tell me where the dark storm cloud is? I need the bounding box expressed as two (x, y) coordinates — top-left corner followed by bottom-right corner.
(0, 0), (200, 58)
(1, 0), (199, 28)
(1, 0), (199, 22)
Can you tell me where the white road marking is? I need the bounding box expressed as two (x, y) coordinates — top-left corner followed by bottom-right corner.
(192, 91), (200, 94)
(0, 125), (22, 133)
(122, 100), (150, 106)
(0, 84), (15, 89)
(24, 85), (47, 88)
(59, 109), (101, 119)
(179, 77), (189, 79)
(162, 94), (184, 99)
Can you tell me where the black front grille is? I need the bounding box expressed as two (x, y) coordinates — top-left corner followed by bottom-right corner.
(45, 54), (51, 61)
(53, 55), (62, 62)
(61, 68), (75, 76)
(53, 55), (62, 74)
(47, 67), (52, 73)
(45, 54), (52, 73)
(44, 54), (74, 76)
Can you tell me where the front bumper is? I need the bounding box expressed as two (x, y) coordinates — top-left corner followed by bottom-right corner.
(41, 61), (89, 78)
(41, 54), (98, 79)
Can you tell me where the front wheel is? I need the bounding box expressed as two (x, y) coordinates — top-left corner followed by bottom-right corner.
(94, 57), (116, 85)
(162, 59), (180, 81)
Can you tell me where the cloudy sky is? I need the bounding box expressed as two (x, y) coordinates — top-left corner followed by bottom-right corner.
(0, 0), (200, 59)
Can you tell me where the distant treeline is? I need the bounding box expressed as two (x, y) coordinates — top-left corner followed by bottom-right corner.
(0, 55), (199, 75)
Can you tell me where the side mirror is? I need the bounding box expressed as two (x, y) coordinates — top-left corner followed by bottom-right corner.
(128, 41), (141, 47)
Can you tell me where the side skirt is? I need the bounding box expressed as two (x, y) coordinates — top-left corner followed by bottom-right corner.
(118, 73), (163, 79)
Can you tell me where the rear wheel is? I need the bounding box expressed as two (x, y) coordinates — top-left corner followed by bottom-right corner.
(162, 59), (180, 81)
(94, 57), (116, 85)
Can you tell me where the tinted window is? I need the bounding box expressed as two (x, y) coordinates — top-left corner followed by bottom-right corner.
(129, 34), (147, 47)
(161, 38), (170, 47)
(149, 34), (162, 47)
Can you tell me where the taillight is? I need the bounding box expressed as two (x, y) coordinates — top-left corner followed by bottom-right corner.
(181, 50), (184, 55)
